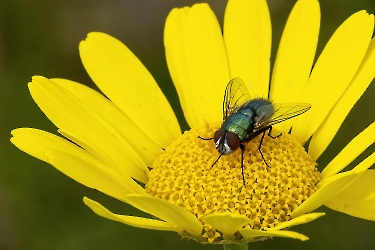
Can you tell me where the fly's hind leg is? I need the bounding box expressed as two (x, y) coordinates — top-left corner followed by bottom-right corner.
(267, 126), (282, 139)
(258, 125), (282, 167)
(258, 129), (270, 168)
(258, 126), (281, 168)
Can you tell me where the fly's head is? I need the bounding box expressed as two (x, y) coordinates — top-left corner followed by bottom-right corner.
(214, 128), (240, 155)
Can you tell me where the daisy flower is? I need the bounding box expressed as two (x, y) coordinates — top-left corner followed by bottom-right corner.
(11, 0), (375, 247)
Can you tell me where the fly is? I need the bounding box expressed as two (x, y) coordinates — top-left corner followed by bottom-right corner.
(200, 77), (311, 184)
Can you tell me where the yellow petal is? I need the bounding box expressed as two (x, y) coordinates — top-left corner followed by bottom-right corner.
(350, 151), (375, 173)
(309, 38), (375, 160)
(83, 197), (180, 232)
(321, 121), (375, 179)
(267, 212), (325, 231)
(291, 170), (360, 217)
(123, 194), (202, 238)
(164, 7), (206, 128)
(270, 0), (320, 132)
(201, 212), (251, 240)
(52, 78), (162, 167)
(11, 128), (146, 200)
(324, 170), (375, 221)
(183, 3), (230, 123)
(79, 32), (180, 148)
(239, 228), (309, 241)
(11, 128), (73, 164)
(224, 0), (271, 97)
(292, 11), (374, 144)
(292, 151), (375, 217)
(45, 150), (146, 200)
(28, 76), (149, 183)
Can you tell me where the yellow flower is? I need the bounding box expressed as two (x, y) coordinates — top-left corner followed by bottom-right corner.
(11, 0), (375, 245)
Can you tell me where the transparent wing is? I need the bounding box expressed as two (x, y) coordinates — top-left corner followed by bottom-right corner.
(254, 103), (311, 130)
(223, 77), (251, 120)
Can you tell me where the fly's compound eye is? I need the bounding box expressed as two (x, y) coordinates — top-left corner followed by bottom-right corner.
(214, 128), (225, 143)
(226, 132), (240, 151)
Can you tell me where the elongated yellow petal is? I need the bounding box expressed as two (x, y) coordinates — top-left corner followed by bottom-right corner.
(45, 150), (147, 200)
(37, 77), (148, 180)
(309, 38), (375, 160)
(164, 7), (206, 128)
(28, 76), (149, 183)
(83, 197), (180, 232)
(292, 11), (374, 144)
(271, 0), (320, 133)
(123, 194), (203, 238)
(324, 170), (375, 221)
(79, 32), (180, 148)
(239, 228), (309, 241)
(202, 212), (251, 240)
(321, 121), (375, 179)
(52, 78), (163, 167)
(11, 128), (146, 200)
(224, 0), (271, 97)
(11, 128), (75, 164)
(292, 151), (375, 217)
(291, 171), (361, 218)
(267, 213), (325, 231)
(349, 151), (375, 172)
(183, 3), (230, 123)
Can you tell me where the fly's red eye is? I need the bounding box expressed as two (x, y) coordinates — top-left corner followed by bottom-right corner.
(226, 132), (240, 151)
(214, 128), (225, 143)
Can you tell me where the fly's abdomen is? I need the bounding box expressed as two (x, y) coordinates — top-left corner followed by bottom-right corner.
(240, 98), (271, 109)
(222, 110), (254, 141)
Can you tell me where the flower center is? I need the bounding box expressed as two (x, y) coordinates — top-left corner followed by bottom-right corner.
(145, 122), (321, 237)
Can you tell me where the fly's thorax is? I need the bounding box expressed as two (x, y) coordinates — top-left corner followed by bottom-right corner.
(222, 111), (254, 141)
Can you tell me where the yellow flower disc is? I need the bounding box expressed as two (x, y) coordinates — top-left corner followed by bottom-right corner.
(145, 122), (321, 239)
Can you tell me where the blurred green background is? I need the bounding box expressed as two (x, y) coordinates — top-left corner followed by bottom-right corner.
(1, 0), (375, 249)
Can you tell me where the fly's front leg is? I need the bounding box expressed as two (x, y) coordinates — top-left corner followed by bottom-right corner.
(197, 136), (219, 167)
(198, 136), (213, 140)
(240, 144), (246, 185)
(211, 154), (222, 168)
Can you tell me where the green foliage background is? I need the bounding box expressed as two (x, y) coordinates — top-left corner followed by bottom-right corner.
(1, 0), (375, 249)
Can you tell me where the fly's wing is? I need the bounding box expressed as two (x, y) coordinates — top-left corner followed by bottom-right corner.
(223, 77), (251, 120)
(254, 103), (311, 131)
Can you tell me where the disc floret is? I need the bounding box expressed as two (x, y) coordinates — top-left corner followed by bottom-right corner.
(145, 122), (321, 243)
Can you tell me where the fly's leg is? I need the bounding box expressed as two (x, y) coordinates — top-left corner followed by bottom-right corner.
(197, 136), (222, 168)
(258, 126), (283, 167)
(258, 129), (270, 167)
(198, 136), (213, 140)
(267, 126), (282, 139)
(211, 154), (222, 168)
(240, 144), (246, 185)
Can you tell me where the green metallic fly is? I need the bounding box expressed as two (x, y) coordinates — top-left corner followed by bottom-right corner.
(200, 77), (311, 184)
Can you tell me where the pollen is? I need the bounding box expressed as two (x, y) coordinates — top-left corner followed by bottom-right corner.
(145, 122), (321, 241)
